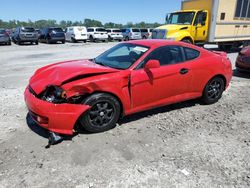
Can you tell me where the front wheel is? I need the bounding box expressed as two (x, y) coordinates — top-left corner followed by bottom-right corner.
(79, 93), (121, 133)
(202, 77), (225, 105)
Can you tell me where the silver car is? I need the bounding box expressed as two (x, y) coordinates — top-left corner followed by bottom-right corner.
(106, 28), (123, 41)
(12, 27), (38, 45)
(121, 28), (142, 41)
(0, 29), (11, 45)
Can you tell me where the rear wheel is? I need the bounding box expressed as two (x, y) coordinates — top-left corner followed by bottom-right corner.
(46, 38), (51, 44)
(71, 37), (76, 43)
(202, 77), (225, 105)
(89, 35), (94, 42)
(79, 93), (121, 133)
(62, 40), (65, 44)
(35, 40), (38, 45)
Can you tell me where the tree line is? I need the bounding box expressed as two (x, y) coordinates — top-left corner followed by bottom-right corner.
(0, 19), (162, 29)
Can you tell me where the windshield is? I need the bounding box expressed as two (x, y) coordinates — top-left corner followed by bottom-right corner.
(168, 12), (195, 25)
(0, 29), (6, 34)
(96, 28), (106, 32)
(21, 27), (35, 32)
(49, 28), (63, 32)
(132, 29), (140, 32)
(94, 43), (149, 70)
(113, 29), (121, 33)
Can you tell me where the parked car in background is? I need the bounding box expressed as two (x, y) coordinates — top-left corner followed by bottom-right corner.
(35, 29), (41, 38)
(0, 29), (11, 45)
(12, 27), (38, 45)
(236, 46), (250, 73)
(65, 26), (87, 43)
(106, 28), (123, 41)
(87, 27), (108, 42)
(140, 28), (153, 39)
(24, 40), (232, 140)
(39, 27), (65, 44)
(121, 28), (142, 41)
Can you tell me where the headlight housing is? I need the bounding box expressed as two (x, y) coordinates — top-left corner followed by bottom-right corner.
(41, 86), (67, 104)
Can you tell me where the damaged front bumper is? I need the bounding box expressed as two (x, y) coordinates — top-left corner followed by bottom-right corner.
(24, 87), (90, 135)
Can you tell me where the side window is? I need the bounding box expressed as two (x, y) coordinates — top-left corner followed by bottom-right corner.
(184, 47), (200, 61)
(144, 46), (184, 67)
(194, 11), (207, 26)
(87, 28), (94, 32)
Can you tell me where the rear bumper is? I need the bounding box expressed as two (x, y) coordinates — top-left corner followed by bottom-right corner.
(0, 37), (10, 43)
(74, 35), (88, 40)
(24, 87), (90, 135)
(130, 36), (142, 40)
(19, 37), (38, 42)
(48, 36), (65, 41)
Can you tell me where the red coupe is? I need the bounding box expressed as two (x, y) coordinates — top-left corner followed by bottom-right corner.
(25, 40), (232, 136)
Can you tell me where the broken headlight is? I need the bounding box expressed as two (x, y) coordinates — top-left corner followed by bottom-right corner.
(41, 86), (67, 104)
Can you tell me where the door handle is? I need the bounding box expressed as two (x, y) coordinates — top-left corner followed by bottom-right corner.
(180, 68), (189, 75)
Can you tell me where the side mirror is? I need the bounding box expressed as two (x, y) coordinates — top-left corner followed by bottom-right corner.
(144, 60), (160, 70)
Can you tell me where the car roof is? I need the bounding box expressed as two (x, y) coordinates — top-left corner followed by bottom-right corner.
(125, 39), (204, 51)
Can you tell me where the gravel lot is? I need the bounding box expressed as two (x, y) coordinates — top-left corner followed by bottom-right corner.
(0, 42), (249, 188)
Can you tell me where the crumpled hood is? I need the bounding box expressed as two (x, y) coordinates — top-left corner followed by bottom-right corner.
(29, 59), (118, 94)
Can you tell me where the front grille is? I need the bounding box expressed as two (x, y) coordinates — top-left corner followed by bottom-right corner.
(152, 29), (167, 39)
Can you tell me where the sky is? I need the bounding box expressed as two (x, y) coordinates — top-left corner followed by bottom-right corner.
(0, 0), (182, 24)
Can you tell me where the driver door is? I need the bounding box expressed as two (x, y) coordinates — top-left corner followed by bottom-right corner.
(193, 11), (208, 42)
(130, 46), (193, 111)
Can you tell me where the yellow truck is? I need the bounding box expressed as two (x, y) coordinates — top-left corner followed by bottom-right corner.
(153, 0), (250, 50)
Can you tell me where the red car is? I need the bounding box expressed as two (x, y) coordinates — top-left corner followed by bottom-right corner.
(236, 46), (250, 72)
(25, 40), (232, 137)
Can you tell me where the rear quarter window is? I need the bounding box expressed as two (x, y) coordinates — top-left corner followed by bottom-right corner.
(184, 47), (200, 61)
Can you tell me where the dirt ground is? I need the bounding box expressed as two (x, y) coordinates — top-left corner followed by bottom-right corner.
(0, 42), (249, 188)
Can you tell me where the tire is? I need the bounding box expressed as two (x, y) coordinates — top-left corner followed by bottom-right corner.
(35, 41), (38, 45)
(181, 38), (192, 44)
(79, 93), (121, 133)
(62, 40), (65, 44)
(83, 40), (87, 43)
(89, 35), (94, 42)
(46, 38), (51, 44)
(125, 36), (129, 41)
(202, 77), (225, 105)
(108, 36), (112, 42)
(17, 39), (22, 45)
(71, 37), (76, 43)
(8, 41), (11, 45)
(142, 36), (147, 39)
